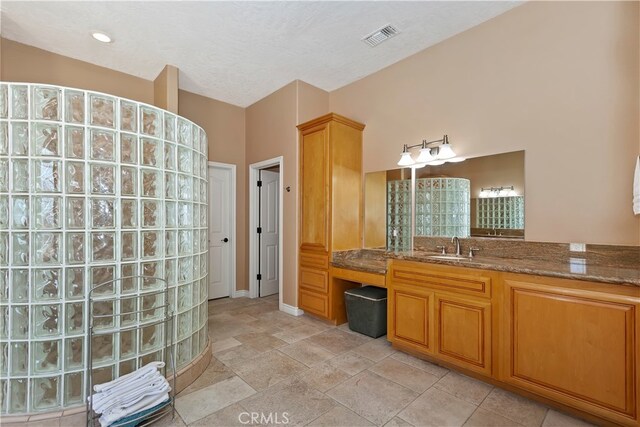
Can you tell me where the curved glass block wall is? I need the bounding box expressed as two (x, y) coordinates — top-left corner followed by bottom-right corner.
(415, 178), (470, 237)
(386, 179), (411, 251)
(0, 83), (209, 414)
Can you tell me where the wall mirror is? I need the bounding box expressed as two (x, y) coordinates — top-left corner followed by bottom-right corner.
(363, 150), (525, 250)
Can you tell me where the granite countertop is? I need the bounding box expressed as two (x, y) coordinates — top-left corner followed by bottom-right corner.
(331, 249), (640, 287)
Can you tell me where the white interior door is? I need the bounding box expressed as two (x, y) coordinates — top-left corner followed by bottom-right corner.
(259, 170), (279, 297)
(208, 165), (233, 299)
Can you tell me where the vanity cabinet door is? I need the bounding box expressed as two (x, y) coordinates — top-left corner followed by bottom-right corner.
(435, 294), (491, 375)
(389, 283), (435, 354)
(503, 278), (638, 425)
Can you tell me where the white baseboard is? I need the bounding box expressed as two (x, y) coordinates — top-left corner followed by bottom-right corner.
(280, 303), (304, 316)
(232, 290), (249, 298)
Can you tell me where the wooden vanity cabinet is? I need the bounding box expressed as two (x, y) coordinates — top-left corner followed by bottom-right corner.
(388, 260), (494, 375)
(297, 113), (364, 321)
(501, 274), (639, 426)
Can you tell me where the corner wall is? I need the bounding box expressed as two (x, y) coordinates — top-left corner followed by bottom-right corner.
(330, 0), (640, 245)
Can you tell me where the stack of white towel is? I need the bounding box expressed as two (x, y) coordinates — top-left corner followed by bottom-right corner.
(634, 156), (640, 216)
(89, 362), (171, 427)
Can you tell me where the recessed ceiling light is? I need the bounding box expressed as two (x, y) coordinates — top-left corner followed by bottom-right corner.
(91, 32), (112, 43)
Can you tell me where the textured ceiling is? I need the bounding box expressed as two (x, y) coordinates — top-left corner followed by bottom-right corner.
(1, 1), (522, 107)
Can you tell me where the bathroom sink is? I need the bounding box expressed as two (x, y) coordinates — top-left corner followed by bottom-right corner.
(428, 255), (471, 261)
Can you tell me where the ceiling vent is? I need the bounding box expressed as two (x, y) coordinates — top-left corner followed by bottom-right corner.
(362, 25), (399, 47)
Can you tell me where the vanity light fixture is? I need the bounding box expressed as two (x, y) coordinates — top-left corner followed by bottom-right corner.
(92, 32), (112, 43)
(397, 134), (464, 167)
(479, 186), (518, 198)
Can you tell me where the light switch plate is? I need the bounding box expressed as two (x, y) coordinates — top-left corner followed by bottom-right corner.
(569, 243), (586, 252)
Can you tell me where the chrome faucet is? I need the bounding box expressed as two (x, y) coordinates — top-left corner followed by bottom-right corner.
(451, 236), (461, 256)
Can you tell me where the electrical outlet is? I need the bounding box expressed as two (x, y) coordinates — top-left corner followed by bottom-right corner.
(569, 243), (586, 252)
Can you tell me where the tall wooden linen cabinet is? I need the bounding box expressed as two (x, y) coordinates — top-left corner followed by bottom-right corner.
(297, 113), (365, 322)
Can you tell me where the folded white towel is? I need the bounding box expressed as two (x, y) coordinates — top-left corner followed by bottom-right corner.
(634, 156), (640, 215)
(94, 362), (164, 393)
(93, 374), (169, 414)
(99, 391), (169, 427)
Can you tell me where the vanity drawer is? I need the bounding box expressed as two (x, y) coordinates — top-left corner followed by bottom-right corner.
(300, 252), (329, 269)
(300, 267), (328, 293)
(390, 261), (492, 298)
(299, 289), (329, 318)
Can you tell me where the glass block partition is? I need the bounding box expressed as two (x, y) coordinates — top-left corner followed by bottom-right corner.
(476, 196), (524, 229)
(415, 178), (470, 238)
(387, 179), (411, 251)
(0, 83), (209, 414)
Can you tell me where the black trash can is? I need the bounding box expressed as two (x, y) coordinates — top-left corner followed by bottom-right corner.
(344, 286), (387, 338)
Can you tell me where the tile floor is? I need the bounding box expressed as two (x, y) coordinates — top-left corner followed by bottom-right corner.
(167, 295), (595, 427)
(10, 295), (595, 427)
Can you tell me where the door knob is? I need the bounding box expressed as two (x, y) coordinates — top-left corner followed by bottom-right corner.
(221, 238), (229, 243)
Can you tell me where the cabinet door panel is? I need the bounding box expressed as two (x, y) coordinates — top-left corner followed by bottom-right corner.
(505, 280), (636, 420)
(299, 289), (329, 318)
(300, 127), (328, 251)
(390, 285), (434, 352)
(436, 295), (491, 375)
(299, 267), (328, 293)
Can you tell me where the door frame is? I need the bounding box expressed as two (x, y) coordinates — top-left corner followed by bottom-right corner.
(249, 156), (284, 308)
(208, 161), (237, 298)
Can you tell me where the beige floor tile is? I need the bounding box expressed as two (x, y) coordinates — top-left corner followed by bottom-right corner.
(398, 387), (476, 427)
(327, 351), (375, 375)
(434, 371), (493, 405)
(480, 388), (548, 427)
(211, 337), (242, 353)
(327, 371), (418, 425)
(148, 411), (187, 427)
(306, 329), (371, 355)
(234, 331), (287, 351)
(351, 337), (397, 362)
(297, 362), (352, 392)
(273, 323), (329, 344)
(58, 413), (85, 427)
(542, 410), (594, 427)
(308, 405), (375, 426)
(175, 376), (256, 424)
(232, 350), (308, 391)
(384, 417), (415, 427)
(214, 344), (265, 368)
(368, 357), (439, 393)
(177, 356), (235, 397)
(240, 377), (337, 427)
(391, 352), (449, 378)
(464, 408), (524, 427)
(279, 340), (336, 367)
(189, 403), (247, 426)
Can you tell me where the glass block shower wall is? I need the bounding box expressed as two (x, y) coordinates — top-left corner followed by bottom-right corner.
(0, 83), (209, 414)
(415, 178), (470, 238)
(476, 196), (524, 229)
(387, 179), (411, 251)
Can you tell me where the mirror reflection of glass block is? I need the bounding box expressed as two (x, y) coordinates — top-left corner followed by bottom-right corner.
(32, 86), (61, 121)
(64, 90), (84, 124)
(90, 94), (115, 128)
(32, 340), (61, 374)
(65, 267), (84, 300)
(91, 164), (115, 195)
(9, 378), (28, 413)
(10, 122), (28, 156)
(120, 133), (137, 164)
(11, 85), (28, 119)
(64, 372), (84, 406)
(121, 199), (137, 229)
(90, 129), (115, 161)
(66, 162), (85, 194)
(91, 198), (115, 228)
(91, 233), (115, 261)
(33, 232), (61, 265)
(65, 337), (84, 369)
(33, 268), (60, 300)
(120, 100), (137, 132)
(121, 231), (137, 261)
(141, 106), (161, 138)
(11, 342), (28, 375)
(33, 196), (61, 229)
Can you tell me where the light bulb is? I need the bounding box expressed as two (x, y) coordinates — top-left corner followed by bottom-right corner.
(437, 143), (456, 160)
(479, 190), (488, 198)
(92, 32), (112, 43)
(415, 148), (435, 163)
(397, 152), (415, 167)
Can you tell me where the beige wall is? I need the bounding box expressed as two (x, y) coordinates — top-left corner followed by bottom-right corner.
(330, 1), (640, 245)
(245, 80), (328, 306)
(178, 90), (247, 293)
(1, 38), (154, 104)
